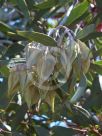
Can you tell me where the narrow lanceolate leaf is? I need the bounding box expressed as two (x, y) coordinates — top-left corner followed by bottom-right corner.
(53, 127), (76, 136)
(0, 21), (15, 33)
(82, 32), (102, 41)
(17, 31), (57, 47)
(76, 24), (95, 40)
(14, 0), (30, 18)
(93, 48), (102, 57)
(90, 63), (102, 75)
(65, 0), (89, 26)
(25, 0), (34, 10)
(70, 74), (87, 103)
(73, 105), (91, 119)
(7, 32), (27, 41)
(35, 0), (57, 10)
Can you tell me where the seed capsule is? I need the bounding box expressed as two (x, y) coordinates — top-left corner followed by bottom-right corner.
(24, 84), (40, 109)
(77, 40), (90, 73)
(8, 69), (20, 97)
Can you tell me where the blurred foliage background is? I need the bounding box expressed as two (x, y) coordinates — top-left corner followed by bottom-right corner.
(0, 0), (102, 135)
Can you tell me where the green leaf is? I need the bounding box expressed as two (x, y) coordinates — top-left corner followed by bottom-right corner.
(15, 0), (30, 18)
(0, 60), (8, 66)
(52, 127), (76, 136)
(0, 60), (9, 77)
(0, 133), (12, 136)
(0, 66), (9, 77)
(65, 0), (89, 26)
(73, 105), (91, 119)
(72, 105), (92, 126)
(7, 32), (26, 41)
(0, 21), (15, 33)
(94, 60), (102, 65)
(84, 75), (102, 109)
(34, 126), (49, 136)
(90, 63), (102, 75)
(6, 102), (20, 113)
(93, 48), (102, 57)
(25, 0), (34, 10)
(0, 78), (8, 108)
(7, 0), (17, 5)
(17, 31), (57, 47)
(6, 43), (24, 58)
(96, 0), (102, 8)
(70, 74), (87, 103)
(35, 0), (57, 10)
(91, 75), (101, 94)
(79, 32), (102, 41)
(0, 0), (5, 7)
(76, 24), (102, 41)
(76, 24), (95, 40)
(11, 104), (27, 131)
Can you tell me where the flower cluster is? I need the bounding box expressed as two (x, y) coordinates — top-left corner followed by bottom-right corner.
(8, 26), (90, 112)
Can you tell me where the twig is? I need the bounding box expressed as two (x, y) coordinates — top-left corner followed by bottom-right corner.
(90, 127), (102, 136)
